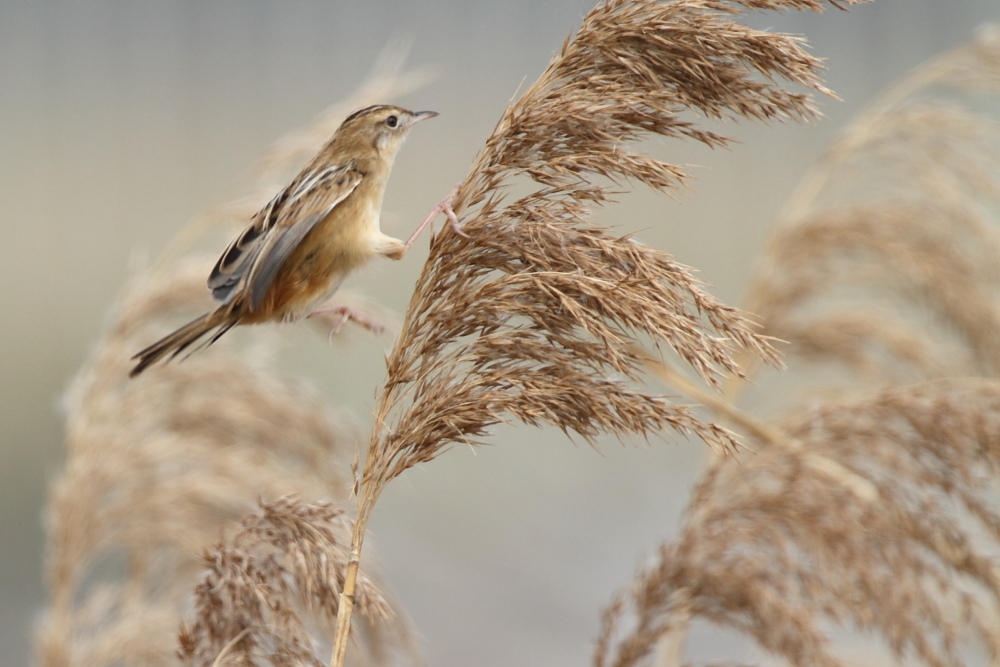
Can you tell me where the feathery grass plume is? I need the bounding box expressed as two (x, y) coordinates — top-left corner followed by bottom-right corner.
(40, 263), (415, 667)
(331, 1), (867, 664)
(180, 498), (390, 667)
(39, 60), (429, 667)
(743, 26), (1000, 388)
(365, 0), (866, 511)
(595, 28), (1000, 667)
(596, 379), (1000, 667)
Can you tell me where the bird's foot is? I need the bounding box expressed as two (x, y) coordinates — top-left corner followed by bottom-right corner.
(309, 305), (385, 341)
(390, 183), (467, 259)
(434, 183), (467, 239)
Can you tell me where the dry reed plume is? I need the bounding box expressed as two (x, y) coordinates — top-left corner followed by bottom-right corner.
(358, 0), (860, 524)
(334, 0), (867, 664)
(597, 379), (1000, 667)
(744, 25), (1000, 389)
(180, 498), (390, 667)
(38, 58), (426, 667)
(597, 26), (1000, 667)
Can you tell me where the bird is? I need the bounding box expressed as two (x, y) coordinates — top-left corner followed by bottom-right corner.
(130, 103), (453, 377)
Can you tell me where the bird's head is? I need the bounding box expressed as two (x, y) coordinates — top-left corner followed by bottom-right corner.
(337, 104), (438, 156)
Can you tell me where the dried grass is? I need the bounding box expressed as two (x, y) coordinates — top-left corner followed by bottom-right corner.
(744, 26), (1000, 387)
(596, 380), (1000, 667)
(598, 25), (1000, 667)
(336, 0), (867, 664)
(359, 0), (857, 513)
(179, 498), (390, 667)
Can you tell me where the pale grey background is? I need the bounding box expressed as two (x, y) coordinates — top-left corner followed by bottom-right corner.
(3, 1), (998, 665)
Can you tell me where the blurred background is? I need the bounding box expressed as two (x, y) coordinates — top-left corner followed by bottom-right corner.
(3, 1), (999, 665)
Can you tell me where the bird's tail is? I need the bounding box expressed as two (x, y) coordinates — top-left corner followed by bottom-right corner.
(130, 309), (238, 377)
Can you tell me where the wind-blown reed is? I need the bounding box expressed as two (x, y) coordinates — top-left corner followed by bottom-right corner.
(360, 0), (859, 524)
(333, 0), (868, 664)
(598, 27), (1000, 666)
(180, 498), (390, 667)
(597, 379), (1000, 667)
(745, 26), (1000, 387)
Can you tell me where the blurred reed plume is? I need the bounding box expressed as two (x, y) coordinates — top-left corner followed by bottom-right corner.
(598, 26), (1000, 666)
(744, 24), (1000, 389)
(596, 379), (1000, 667)
(38, 58), (426, 667)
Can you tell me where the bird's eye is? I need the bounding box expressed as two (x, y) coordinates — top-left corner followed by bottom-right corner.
(385, 115), (398, 128)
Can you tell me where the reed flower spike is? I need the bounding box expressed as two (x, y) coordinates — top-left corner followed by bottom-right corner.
(331, 0), (869, 664)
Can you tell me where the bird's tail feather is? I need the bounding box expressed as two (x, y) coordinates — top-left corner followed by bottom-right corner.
(130, 309), (237, 377)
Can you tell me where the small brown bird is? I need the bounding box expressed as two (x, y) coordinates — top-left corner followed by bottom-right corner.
(131, 104), (446, 377)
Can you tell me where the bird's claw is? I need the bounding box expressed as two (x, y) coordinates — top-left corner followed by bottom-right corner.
(401, 183), (467, 252)
(309, 305), (385, 342)
(440, 196), (469, 238)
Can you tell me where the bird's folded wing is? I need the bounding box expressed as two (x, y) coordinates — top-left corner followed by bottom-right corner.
(207, 163), (363, 308)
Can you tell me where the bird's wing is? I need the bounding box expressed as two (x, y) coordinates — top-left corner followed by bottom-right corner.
(207, 162), (363, 309)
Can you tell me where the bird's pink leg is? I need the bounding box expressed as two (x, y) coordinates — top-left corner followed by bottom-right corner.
(308, 305), (385, 340)
(399, 183), (467, 254)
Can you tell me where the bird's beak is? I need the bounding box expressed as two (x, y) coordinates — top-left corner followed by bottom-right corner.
(407, 110), (439, 126)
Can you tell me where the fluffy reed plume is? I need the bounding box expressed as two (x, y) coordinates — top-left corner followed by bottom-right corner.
(743, 26), (1000, 387)
(362, 0), (860, 509)
(596, 379), (1000, 667)
(40, 262), (413, 667)
(180, 498), (390, 667)
(598, 28), (1000, 667)
(39, 60), (427, 667)
(332, 0), (865, 663)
